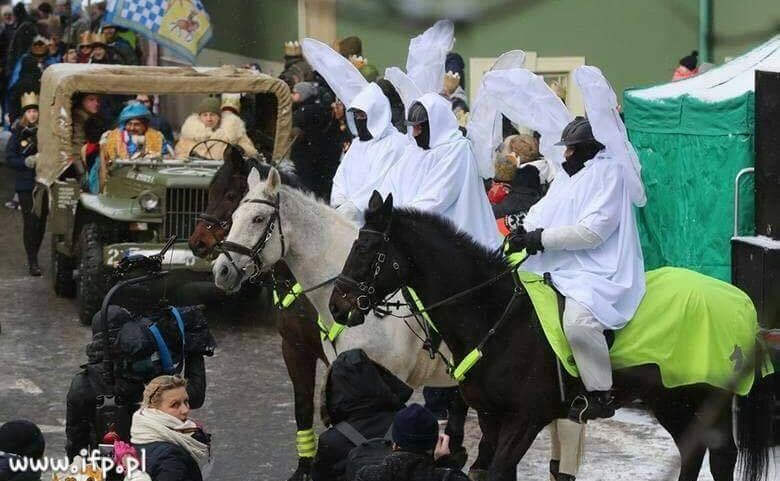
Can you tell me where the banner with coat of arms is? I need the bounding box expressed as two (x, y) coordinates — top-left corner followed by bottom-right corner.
(105, 0), (213, 64)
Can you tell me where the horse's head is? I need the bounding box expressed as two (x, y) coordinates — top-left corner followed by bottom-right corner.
(212, 167), (286, 293)
(189, 145), (249, 258)
(330, 191), (409, 327)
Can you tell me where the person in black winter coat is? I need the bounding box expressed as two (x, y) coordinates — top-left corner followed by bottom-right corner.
(5, 4), (39, 83)
(65, 306), (213, 460)
(311, 349), (413, 481)
(132, 375), (212, 481)
(492, 164), (543, 219)
(355, 404), (469, 481)
(0, 420), (45, 481)
(6, 94), (45, 276)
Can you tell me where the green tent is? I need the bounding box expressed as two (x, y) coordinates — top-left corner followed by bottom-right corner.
(623, 36), (780, 281)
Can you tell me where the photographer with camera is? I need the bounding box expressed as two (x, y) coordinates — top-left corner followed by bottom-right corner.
(6, 91), (45, 276)
(65, 303), (216, 461)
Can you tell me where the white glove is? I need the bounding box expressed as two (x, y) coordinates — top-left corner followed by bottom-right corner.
(24, 155), (36, 169)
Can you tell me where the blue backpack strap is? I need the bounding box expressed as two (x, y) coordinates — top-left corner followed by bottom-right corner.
(170, 307), (186, 372)
(149, 324), (175, 374)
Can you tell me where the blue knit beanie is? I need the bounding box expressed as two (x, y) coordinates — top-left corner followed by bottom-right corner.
(119, 103), (152, 126)
(392, 403), (438, 452)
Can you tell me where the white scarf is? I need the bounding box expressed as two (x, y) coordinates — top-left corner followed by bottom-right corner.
(131, 408), (211, 472)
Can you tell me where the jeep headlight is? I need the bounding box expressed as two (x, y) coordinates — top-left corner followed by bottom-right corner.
(138, 191), (160, 212)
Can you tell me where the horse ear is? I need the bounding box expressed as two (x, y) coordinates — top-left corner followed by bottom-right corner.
(225, 144), (244, 166)
(247, 167), (261, 189)
(382, 193), (393, 215)
(367, 190), (383, 213)
(263, 167), (281, 196)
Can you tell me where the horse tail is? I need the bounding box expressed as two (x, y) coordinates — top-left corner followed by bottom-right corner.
(735, 343), (774, 481)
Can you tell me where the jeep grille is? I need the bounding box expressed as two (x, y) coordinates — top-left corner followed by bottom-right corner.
(163, 188), (209, 241)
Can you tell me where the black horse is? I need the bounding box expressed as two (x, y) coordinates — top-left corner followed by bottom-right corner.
(330, 191), (774, 481)
(189, 149), (490, 480)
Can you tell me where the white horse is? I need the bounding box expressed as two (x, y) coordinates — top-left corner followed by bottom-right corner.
(213, 167), (454, 386)
(213, 168), (584, 480)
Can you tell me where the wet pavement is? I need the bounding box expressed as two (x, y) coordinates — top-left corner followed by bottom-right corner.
(0, 171), (776, 480)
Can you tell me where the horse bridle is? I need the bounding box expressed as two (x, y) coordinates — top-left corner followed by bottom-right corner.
(336, 224), (402, 313)
(219, 192), (286, 280)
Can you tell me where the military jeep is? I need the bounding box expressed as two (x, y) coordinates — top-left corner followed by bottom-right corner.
(36, 64), (292, 324)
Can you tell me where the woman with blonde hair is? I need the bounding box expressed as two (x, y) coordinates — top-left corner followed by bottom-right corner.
(131, 375), (212, 481)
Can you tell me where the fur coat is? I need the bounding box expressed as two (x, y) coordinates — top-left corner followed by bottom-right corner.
(174, 111), (258, 160)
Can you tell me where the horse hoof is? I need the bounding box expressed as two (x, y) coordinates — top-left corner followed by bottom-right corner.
(467, 469), (489, 481)
(286, 458), (312, 481)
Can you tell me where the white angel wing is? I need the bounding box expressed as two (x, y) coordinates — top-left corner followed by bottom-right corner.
(301, 38), (367, 107)
(466, 51), (533, 179)
(491, 49), (527, 71)
(573, 65), (645, 206)
(481, 68), (572, 167)
(384, 67), (423, 114)
(405, 19), (455, 95)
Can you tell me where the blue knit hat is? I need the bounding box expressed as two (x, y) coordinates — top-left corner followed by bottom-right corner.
(119, 103), (152, 126)
(392, 403), (438, 452)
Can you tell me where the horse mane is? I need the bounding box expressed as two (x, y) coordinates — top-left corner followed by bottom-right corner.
(391, 208), (508, 272)
(209, 154), (307, 192)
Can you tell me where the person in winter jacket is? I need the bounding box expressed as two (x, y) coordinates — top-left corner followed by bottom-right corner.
(102, 22), (138, 65)
(0, 5), (17, 99)
(311, 349), (412, 481)
(290, 81), (341, 198)
(354, 404), (469, 481)
(6, 93), (45, 276)
(5, 4), (40, 86)
(132, 375), (212, 481)
(175, 97), (258, 160)
(0, 420), (45, 481)
(490, 134), (547, 219)
(65, 305), (212, 460)
(6, 36), (53, 123)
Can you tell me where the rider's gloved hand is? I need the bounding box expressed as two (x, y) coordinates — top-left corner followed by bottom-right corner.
(525, 228), (545, 255)
(506, 226), (527, 253)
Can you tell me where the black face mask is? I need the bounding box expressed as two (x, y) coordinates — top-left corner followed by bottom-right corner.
(562, 142), (602, 176)
(415, 122), (430, 150)
(354, 117), (372, 141)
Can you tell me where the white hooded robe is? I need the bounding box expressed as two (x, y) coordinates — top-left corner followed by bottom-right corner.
(380, 93), (502, 250)
(522, 66), (646, 330)
(330, 83), (410, 218)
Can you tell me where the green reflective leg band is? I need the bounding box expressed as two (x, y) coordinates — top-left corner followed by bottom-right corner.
(317, 316), (329, 340)
(296, 429), (316, 458)
(279, 282), (304, 309)
(273, 289), (281, 307)
(452, 348), (483, 382)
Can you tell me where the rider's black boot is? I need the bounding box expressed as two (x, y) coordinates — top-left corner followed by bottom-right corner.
(568, 390), (615, 423)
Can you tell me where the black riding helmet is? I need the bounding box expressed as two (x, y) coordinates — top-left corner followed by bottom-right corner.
(405, 101), (428, 126)
(556, 116), (599, 147)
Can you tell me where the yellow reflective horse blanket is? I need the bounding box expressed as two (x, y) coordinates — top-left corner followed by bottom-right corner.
(516, 266), (773, 395)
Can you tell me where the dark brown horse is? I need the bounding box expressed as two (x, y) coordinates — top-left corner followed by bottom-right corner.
(189, 149), (491, 480)
(330, 191), (775, 481)
(190, 148), (326, 481)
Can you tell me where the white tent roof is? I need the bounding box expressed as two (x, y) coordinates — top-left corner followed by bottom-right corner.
(629, 35), (780, 102)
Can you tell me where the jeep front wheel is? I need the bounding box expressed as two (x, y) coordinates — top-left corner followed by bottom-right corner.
(51, 235), (76, 298)
(77, 223), (112, 325)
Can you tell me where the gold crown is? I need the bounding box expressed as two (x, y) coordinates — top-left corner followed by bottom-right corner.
(349, 55), (367, 69)
(21, 91), (38, 109)
(284, 40), (302, 57)
(443, 71), (461, 94)
(90, 31), (108, 46)
(78, 30), (92, 47)
(221, 93), (241, 113)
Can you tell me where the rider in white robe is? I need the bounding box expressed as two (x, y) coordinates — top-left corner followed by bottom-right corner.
(330, 83), (410, 223)
(380, 93), (502, 251)
(514, 67), (646, 423)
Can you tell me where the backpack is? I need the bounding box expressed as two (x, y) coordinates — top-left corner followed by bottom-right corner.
(334, 422), (393, 481)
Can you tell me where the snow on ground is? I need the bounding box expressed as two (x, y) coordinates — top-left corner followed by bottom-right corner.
(462, 407), (779, 480)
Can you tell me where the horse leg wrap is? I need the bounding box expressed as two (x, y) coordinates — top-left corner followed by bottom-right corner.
(296, 429), (317, 458)
(556, 419), (584, 477)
